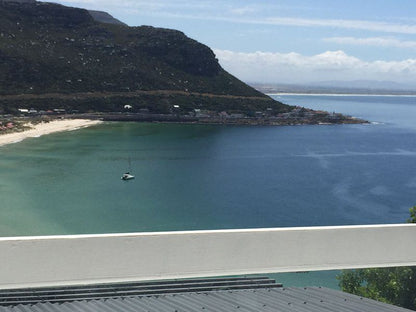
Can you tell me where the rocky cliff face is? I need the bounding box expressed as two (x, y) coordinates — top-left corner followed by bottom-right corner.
(0, 1), (289, 114)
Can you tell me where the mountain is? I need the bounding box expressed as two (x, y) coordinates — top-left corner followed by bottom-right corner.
(87, 10), (126, 26)
(252, 81), (416, 95)
(0, 1), (289, 115)
(311, 80), (414, 92)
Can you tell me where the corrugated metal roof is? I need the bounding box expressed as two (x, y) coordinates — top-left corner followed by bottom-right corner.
(0, 277), (281, 305)
(0, 277), (412, 312)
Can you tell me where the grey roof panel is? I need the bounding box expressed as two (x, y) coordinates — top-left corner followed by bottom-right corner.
(0, 277), (413, 312)
(0, 277), (279, 305)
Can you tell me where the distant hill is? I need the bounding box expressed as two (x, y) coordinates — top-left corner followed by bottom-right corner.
(0, 1), (289, 115)
(1, 0), (36, 3)
(311, 80), (415, 92)
(87, 10), (126, 26)
(252, 81), (416, 95)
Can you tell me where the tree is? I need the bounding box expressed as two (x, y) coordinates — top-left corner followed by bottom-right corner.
(337, 206), (416, 310)
(408, 206), (416, 223)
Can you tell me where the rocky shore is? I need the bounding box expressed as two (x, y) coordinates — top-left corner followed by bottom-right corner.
(70, 106), (368, 126)
(0, 107), (368, 147)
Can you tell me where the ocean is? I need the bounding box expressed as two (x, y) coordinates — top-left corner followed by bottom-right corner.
(1, 94), (416, 288)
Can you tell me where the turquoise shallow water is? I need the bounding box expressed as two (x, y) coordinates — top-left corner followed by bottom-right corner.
(1, 94), (416, 288)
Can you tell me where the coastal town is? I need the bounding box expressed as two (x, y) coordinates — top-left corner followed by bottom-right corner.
(0, 103), (367, 139)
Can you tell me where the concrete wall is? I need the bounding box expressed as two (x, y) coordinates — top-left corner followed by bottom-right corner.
(1, 224), (416, 289)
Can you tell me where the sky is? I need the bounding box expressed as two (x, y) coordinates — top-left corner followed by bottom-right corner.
(44, 0), (416, 87)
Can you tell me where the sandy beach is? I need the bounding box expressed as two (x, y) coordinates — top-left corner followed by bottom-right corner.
(0, 119), (103, 147)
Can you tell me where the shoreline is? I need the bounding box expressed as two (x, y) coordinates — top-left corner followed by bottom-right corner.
(0, 110), (368, 148)
(76, 112), (368, 126)
(267, 93), (416, 97)
(0, 119), (103, 147)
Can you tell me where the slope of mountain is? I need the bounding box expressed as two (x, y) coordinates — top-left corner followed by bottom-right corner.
(0, 1), (288, 115)
(87, 10), (126, 26)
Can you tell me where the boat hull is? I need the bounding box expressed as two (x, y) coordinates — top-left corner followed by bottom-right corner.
(121, 174), (135, 180)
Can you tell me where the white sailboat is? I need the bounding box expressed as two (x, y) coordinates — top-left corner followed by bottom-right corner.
(121, 158), (135, 180)
(121, 172), (135, 180)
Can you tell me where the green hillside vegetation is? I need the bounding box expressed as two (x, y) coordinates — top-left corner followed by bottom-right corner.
(0, 1), (288, 115)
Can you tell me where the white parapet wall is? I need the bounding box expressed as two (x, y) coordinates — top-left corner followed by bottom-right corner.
(1, 224), (416, 289)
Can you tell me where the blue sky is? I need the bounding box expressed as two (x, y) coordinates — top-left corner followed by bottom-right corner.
(46, 0), (416, 86)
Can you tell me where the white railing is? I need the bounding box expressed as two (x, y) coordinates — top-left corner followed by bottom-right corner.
(1, 224), (416, 289)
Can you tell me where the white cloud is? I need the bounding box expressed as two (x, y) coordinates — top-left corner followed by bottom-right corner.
(324, 37), (416, 49)
(214, 49), (416, 84)
(230, 6), (258, 16)
(49, 1), (416, 35)
(263, 17), (416, 34)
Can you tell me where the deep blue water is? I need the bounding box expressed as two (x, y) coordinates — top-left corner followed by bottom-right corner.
(1, 94), (416, 235)
(1, 94), (415, 288)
